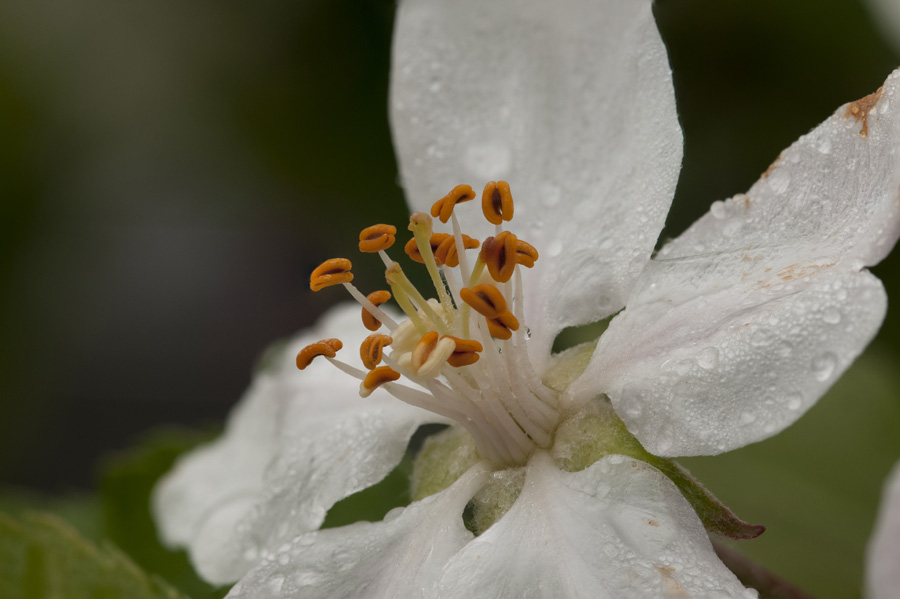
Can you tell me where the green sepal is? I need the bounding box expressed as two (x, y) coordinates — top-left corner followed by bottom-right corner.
(0, 511), (189, 599)
(552, 398), (764, 540)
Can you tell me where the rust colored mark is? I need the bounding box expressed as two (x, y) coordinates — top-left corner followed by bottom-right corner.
(761, 153), (783, 179)
(844, 85), (885, 138)
(656, 565), (687, 597)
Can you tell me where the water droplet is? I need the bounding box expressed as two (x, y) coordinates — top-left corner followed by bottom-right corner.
(823, 308), (841, 324)
(547, 240), (563, 257)
(697, 347), (719, 370)
(812, 352), (837, 382)
(267, 574), (285, 594)
(674, 359), (694, 375)
(739, 412), (756, 425)
(776, 341), (793, 357)
(243, 545), (259, 562)
(278, 553), (290, 566)
(817, 137), (832, 154)
(786, 392), (803, 411)
(429, 81), (442, 93)
(768, 170), (791, 194)
(603, 543), (619, 557)
(540, 182), (561, 207)
(608, 454), (624, 465)
(656, 425), (675, 453)
(464, 140), (511, 180)
(710, 201), (727, 219)
(722, 220), (741, 238)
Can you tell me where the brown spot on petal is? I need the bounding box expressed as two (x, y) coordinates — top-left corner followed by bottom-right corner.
(760, 153), (783, 179)
(844, 85), (885, 138)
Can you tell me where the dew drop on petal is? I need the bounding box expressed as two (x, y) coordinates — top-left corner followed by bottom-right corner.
(816, 137), (832, 154)
(775, 341), (793, 357)
(767, 169), (791, 194)
(547, 240), (563, 257)
(786, 392), (803, 411)
(267, 574), (285, 594)
(696, 347), (719, 370)
(243, 545), (259, 562)
(710, 200), (727, 219)
(823, 308), (841, 324)
(812, 353), (837, 382)
(464, 139), (511, 180)
(540, 182), (561, 207)
(739, 412), (756, 425)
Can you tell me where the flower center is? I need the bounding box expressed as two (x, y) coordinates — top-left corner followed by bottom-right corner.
(298, 182), (560, 467)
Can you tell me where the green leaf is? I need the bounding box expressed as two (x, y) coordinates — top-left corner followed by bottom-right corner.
(99, 428), (228, 599)
(0, 511), (188, 599)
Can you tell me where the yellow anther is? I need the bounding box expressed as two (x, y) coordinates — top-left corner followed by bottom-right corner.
(460, 284), (508, 319)
(359, 224), (397, 253)
(434, 234), (480, 268)
(486, 311), (520, 340)
(310, 258), (353, 292)
(360, 334), (393, 370)
(431, 184), (476, 224)
(443, 335), (483, 367)
(362, 290), (392, 331)
(482, 181), (514, 225)
(480, 232), (518, 283)
(296, 338), (344, 370)
(360, 366), (401, 397)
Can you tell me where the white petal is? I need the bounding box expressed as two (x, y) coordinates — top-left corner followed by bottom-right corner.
(390, 0), (682, 361)
(868, 460), (900, 599)
(153, 304), (440, 584)
(864, 0), (900, 55)
(574, 70), (900, 456)
(226, 463), (490, 599)
(436, 452), (753, 599)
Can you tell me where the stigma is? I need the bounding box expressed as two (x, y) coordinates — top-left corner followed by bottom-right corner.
(299, 182), (559, 467)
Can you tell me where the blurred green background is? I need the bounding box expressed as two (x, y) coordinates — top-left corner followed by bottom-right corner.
(1, 0), (899, 597)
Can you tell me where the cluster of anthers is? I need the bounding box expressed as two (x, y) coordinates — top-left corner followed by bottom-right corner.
(297, 182), (560, 467)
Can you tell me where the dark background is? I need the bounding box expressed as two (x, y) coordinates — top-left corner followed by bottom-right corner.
(1, 1), (899, 595)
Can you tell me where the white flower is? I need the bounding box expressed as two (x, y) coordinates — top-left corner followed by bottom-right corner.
(868, 461), (900, 599)
(153, 0), (900, 597)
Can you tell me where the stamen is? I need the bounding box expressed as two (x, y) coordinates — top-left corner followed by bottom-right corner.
(482, 181), (514, 225)
(360, 334), (393, 370)
(386, 263), (444, 331)
(460, 284), (508, 319)
(410, 331), (455, 377)
(431, 184), (476, 224)
(514, 239), (539, 268)
(296, 338), (343, 370)
(358, 224), (397, 253)
(360, 366), (401, 398)
(443, 335), (483, 367)
(361, 290), (392, 331)
(480, 233), (517, 283)
(486, 311), (519, 340)
(408, 213), (454, 311)
(434, 234), (479, 268)
(310, 258), (353, 291)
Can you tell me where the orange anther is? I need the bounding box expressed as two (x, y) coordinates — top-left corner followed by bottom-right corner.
(480, 232), (518, 283)
(514, 239), (539, 268)
(482, 181), (514, 225)
(310, 258), (353, 292)
(360, 366), (401, 397)
(362, 290), (392, 331)
(433, 234), (480, 268)
(360, 334), (393, 370)
(443, 335), (483, 367)
(411, 331), (440, 373)
(431, 184), (476, 224)
(460, 284), (508, 319)
(486, 311), (520, 340)
(296, 338), (344, 370)
(359, 224), (397, 253)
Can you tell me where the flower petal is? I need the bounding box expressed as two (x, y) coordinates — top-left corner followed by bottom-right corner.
(226, 463), (490, 599)
(390, 0), (682, 361)
(153, 304), (440, 584)
(436, 452), (753, 598)
(868, 460), (900, 599)
(575, 70), (900, 456)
